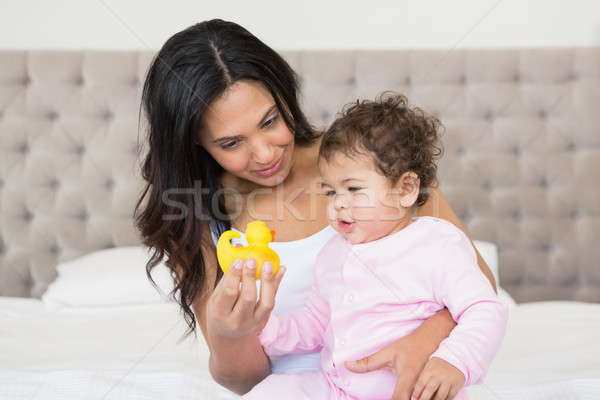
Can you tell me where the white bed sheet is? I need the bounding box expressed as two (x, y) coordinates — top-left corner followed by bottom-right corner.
(0, 297), (235, 400)
(467, 301), (600, 399)
(1, 297), (599, 399)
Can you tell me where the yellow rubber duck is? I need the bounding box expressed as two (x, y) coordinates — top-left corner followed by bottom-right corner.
(216, 220), (280, 279)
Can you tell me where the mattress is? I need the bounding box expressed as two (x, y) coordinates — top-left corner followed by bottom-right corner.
(1, 246), (598, 399)
(0, 297), (236, 400)
(2, 299), (599, 399)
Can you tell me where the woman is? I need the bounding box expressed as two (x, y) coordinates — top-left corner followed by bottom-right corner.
(136, 19), (497, 399)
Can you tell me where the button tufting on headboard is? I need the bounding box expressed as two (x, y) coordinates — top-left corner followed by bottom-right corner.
(283, 48), (600, 304)
(0, 51), (147, 297)
(1, 49), (599, 302)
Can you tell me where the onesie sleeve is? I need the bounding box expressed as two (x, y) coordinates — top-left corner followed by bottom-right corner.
(258, 282), (330, 356)
(430, 233), (509, 386)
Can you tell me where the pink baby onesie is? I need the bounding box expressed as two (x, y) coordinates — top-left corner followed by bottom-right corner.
(243, 217), (508, 400)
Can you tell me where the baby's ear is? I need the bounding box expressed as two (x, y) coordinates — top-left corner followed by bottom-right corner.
(396, 171), (420, 208)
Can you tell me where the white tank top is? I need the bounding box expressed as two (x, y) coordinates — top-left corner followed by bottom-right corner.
(214, 224), (337, 374)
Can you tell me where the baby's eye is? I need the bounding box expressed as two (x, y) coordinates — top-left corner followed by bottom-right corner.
(323, 189), (336, 197)
(348, 187), (362, 192)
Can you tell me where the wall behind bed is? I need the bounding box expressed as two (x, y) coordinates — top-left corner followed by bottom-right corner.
(1, 1), (599, 302)
(1, 1), (599, 51)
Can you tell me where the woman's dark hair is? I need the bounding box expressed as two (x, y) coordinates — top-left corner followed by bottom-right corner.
(136, 19), (317, 336)
(319, 92), (443, 208)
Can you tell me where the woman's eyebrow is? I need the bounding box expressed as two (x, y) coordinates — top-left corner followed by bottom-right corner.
(212, 134), (243, 144)
(211, 105), (277, 144)
(258, 105), (278, 126)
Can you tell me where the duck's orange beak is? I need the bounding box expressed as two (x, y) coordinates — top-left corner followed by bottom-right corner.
(270, 230), (276, 242)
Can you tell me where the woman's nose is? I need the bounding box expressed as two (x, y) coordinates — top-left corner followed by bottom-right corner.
(250, 138), (274, 164)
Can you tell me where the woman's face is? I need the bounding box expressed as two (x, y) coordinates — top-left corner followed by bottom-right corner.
(198, 80), (295, 187)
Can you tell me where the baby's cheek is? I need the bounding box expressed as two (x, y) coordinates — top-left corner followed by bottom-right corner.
(350, 203), (377, 222)
(352, 193), (376, 210)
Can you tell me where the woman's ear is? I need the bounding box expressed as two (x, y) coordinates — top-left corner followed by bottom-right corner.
(396, 171), (420, 208)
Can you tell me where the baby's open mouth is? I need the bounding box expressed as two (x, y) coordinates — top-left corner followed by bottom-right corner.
(338, 219), (355, 233)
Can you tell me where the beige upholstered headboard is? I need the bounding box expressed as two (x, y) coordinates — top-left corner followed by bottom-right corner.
(1, 48), (599, 303)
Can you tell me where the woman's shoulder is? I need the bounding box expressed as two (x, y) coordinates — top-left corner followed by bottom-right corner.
(294, 133), (322, 168)
(414, 217), (473, 248)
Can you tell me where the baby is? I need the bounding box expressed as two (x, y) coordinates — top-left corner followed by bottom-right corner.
(242, 93), (508, 400)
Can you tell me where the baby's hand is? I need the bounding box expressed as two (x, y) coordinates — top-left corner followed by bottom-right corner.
(411, 357), (465, 400)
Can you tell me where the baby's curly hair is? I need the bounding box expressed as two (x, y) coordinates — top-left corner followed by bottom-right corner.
(319, 92), (444, 207)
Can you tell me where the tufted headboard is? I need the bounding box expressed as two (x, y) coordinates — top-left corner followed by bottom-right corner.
(1, 48), (599, 303)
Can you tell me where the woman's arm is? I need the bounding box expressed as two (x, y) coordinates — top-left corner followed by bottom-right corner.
(345, 308), (457, 400)
(194, 239), (283, 394)
(417, 185), (497, 291)
(201, 313), (270, 394)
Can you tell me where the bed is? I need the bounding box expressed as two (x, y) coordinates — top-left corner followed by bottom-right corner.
(1, 48), (599, 399)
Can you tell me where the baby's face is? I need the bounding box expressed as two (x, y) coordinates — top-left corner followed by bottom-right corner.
(319, 153), (413, 244)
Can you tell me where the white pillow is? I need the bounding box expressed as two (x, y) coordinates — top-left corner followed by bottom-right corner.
(42, 242), (514, 309)
(472, 240), (517, 307)
(42, 246), (175, 308)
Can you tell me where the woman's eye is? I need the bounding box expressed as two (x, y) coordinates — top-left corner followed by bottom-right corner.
(220, 140), (240, 150)
(262, 113), (280, 129)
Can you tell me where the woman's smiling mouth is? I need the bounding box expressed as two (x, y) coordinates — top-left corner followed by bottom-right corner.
(255, 155), (284, 177)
